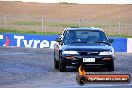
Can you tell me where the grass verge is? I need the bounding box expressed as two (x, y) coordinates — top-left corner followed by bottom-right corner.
(15, 21), (79, 28)
(0, 28), (132, 38)
(108, 34), (132, 38)
(15, 21), (116, 28)
(0, 28), (60, 35)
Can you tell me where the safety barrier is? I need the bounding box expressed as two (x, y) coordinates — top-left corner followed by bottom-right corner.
(127, 38), (132, 53)
(0, 33), (131, 53)
(0, 33), (59, 49)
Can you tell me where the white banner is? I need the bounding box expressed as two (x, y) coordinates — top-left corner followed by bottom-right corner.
(127, 38), (132, 53)
(0, 35), (3, 39)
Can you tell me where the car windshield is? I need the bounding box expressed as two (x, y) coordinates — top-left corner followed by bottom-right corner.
(63, 30), (108, 45)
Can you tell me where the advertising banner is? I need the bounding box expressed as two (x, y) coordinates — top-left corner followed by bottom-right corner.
(0, 33), (131, 52)
(0, 34), (59, 49)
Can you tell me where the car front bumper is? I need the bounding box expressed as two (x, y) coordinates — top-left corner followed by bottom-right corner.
(61, 55), (115, 67)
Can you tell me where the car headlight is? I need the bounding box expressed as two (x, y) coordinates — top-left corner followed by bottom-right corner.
(99, 51), (114, 55)
(62, 51), (78, 54)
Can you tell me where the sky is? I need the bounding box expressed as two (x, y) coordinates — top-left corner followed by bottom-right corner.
(1, 0), (132, 4)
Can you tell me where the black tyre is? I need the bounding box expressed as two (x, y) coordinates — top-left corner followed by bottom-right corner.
(54, 51), (59, 69)
(107, 61), (114, 71)
(58, 60), (66, 72)
(54, 58), (59, 69)
(76, 66), (80, 72)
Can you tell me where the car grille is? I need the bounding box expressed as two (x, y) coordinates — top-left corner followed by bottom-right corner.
(79, 52), (99, 55)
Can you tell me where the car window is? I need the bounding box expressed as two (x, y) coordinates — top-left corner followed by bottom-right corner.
(76, 31), (99, 38)
(63, 30), (107, 45)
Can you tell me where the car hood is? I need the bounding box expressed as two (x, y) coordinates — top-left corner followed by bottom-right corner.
(60, 43), (113, 52)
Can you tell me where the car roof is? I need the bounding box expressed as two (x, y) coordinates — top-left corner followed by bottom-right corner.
(65, 27), (103, 31)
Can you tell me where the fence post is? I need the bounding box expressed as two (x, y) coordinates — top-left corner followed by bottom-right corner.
(4, 15), (7, 28)
(41, 16), (44, 32)
(118, 16), (121, 35)
(79, 19), (81, 27)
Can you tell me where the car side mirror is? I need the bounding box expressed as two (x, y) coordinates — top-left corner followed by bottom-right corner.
(109, 39), (114, 43)
(55, 38), (62, 42)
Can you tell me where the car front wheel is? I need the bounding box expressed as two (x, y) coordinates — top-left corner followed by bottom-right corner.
(107, 61), (114, 71)
(54, 58), (59, 69)
(58, 60), (66, 72)
(54, 51), (59, 69)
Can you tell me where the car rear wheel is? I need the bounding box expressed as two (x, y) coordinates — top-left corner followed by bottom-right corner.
(58, 60), (66, 72)
(107, 61), (114, 71)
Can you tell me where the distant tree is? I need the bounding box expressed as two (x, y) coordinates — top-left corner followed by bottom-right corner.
(59, 2), (77, 4)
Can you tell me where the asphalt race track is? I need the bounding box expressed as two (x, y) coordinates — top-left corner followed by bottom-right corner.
(0, 47), (132, 88)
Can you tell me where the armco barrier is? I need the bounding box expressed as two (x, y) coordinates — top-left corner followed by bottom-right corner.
(0, 33), (131, 53)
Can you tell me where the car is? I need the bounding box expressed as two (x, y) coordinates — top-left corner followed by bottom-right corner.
(54, 27), (115, 72)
